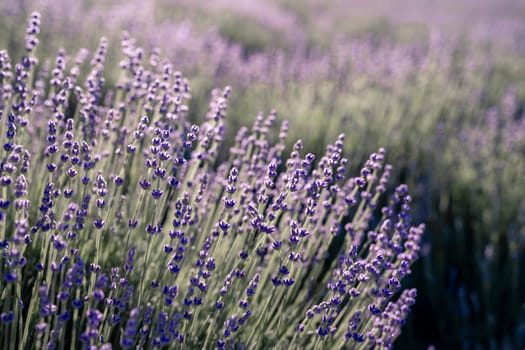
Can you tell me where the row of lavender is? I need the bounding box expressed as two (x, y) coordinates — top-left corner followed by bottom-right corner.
(212, 16), (525, 350)
(1, 1), (525, 348)
(0, 13), (424, 349)
(199, 20), (525, 349)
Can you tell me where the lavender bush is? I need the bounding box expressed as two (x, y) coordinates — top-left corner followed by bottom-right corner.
(2, 1), (524, 348)
(0, 13), (424, 349)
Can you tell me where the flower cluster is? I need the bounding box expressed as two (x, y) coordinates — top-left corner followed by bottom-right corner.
(0, 13), (423, 349)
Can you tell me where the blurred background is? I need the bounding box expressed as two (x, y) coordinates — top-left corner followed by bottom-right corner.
(1, 0), (525, 348)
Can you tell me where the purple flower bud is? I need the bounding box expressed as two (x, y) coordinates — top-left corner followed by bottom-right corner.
(151, 189), (163, 199)
(36, 322), (47, 333)
(72, 299), (83, 309)
(92, 289), (105, 300)
(66, 167), (78, 177)
(139, 180), (151, 190)
(93, 219), (105, 229)
(4, 271), (17, 282)
(368, 304), (382, 315)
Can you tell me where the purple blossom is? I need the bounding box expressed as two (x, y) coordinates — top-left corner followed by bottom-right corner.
(0, 11), (427, 350)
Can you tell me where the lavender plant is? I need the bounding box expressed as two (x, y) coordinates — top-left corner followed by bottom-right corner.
(0, 13), (424, 349)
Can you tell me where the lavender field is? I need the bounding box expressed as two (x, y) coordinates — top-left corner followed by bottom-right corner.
(0, 0), (524, 349)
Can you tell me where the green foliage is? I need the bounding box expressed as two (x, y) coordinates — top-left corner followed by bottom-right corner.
(216, 12), (288, 56)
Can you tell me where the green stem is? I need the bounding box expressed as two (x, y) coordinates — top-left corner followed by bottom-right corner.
(138, 231), (154, 308)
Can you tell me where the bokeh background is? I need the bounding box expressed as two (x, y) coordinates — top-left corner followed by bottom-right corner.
(1, 0), (525, 348)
